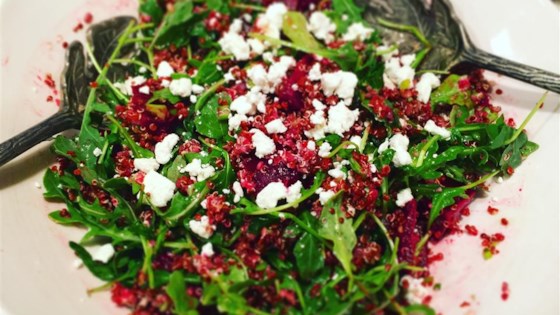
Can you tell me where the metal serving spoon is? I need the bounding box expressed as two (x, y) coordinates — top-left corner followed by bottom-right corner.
(363, 0), (560, 92)
(0, 16), (135, 167)
(0, 1), (559, 167)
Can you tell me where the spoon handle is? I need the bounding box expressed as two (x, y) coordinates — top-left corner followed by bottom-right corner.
(0, 112), (80, 167)
(462, 47), (560, 94)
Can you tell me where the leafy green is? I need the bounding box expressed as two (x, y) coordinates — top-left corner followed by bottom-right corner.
(430, 74), (474, 108)
(166, 271), (199, 315)
(139, 0), (164, 25)
(155, 0), (194, 45)
(294, 233), (324, 279)
(282, 12), (323, 50)
(194, 94), (228, 139)
(318, 194), (356, 277)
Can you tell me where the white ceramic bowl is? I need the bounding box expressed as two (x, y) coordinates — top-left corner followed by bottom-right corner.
(0, 1), (558, 314)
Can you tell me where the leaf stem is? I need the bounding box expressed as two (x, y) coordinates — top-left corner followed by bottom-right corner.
(415, 135), (440, 168)
(505, 92), (547, 145)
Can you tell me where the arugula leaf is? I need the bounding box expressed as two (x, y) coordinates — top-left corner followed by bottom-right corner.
(69, 242), (116, 281)
(282, 12), (323, 50)
(139, 0), (164, 25)
(195, 94), (228, 139)
(431, 74), (475, 108)
(166, 271), (199, 315)
(332, 0), (363, 23)
(43, 168), (65, 200)
(318, 194), (356, 277)
(428, 187), (467, 227)
(294, 233), (324, 279)
(194, 59), (223, 85)
(155, 0), (194, 45)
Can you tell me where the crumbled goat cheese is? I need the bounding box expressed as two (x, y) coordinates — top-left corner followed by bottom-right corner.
(251, 129), (276, 158)
(34, 182), (42, 189)
(134, 158), (160, 173)
(318, 142), (332, 158)
(228, 113), (248, 131)
(384, 55), (416, 88)
(265, 118), (287, 134)
(326, 102), (360, 136)
(138, 86), (150, 95)
(316, 188), (336, 205)
(161, 79), (170, 88)
(321, 71), (358, 104)
(231, 95), (257, 116)
(310, 110), (326, 125)
(182, 159), (216, 182)
(378, 138), (389, 153)
(389, 133), (413, 167)
(424, 119), (451, 140)
(224, 70), (235, 82)
(396, 188), (414, 207)
(267, 56), (296, 90)
(400, 276), (430, 305)
(328, 161), (349, 179)
(93, 147), (103, 157)
(342, 22), (374, 42)
(201, 243), (215, 257)
(256, 182), (288, 209)
(218, 19), (251, 61)
(308, 12), (336, 43)
(232, 181), (244, 203)
(304, 124), (327, 140)
(91, 244), (115, 263)
(143, 171), (176, 207)
(248, 38), (265, 55)
(248, 64), (269, 90)
(312, 99), (326, 111)
(350, 135), (362, 147)
(256, 2), (288, 39)
(286, 181), (303, 203)
(114, 76), (146, 95)
(155, 133), (180, 165)
(307, 140), (316, 150)
(496, 177), (504, 184)
(169, 78), (193, 97)
(190, 95), (197, 103)
(156, 61), (175, 77)
(188, 215), (215, 239)
(370, 164), (377, 173)
(308, 63), (322, 81)
(191, 84), (205, 95)
(415, 73), (441, 103)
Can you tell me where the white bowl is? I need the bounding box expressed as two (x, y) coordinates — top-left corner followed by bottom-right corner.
(0, 0), (558, 314)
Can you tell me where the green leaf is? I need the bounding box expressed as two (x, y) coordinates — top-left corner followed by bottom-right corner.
(430, 74), (474, 108)
(282, 12), (323, 50)
(48, 210), (83, 225)
(69, 242), (116, 281)
(150, 88), (181, 104)
(43, 168), (64, 200)
(404, 304), (437, 315)
(294, 233), (324, 279)
(139, 0), (164, 25)
(318, 194), (356, 276)
(166, 271), (199, 315)
(78, 198), (113, 218)
(194, 94), (227, 139)
(167, 155), (187, 182)
(428, 187), (467, 227)
(356, 49), (385, 89)
(156, 0), (194, 45)
(206, 0), (223, 10)
(332, 0), (363, 23)
(194, 57), (224, 85)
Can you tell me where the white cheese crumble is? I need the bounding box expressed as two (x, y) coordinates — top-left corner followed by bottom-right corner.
(256, 182), (288, 209)
(250, 129), (276, 158)
(308, 12), (336, 43)
(218, 19), (251, 61)
(396, 188), (414, 207)
(91, 244), (115, 263)
(156, 61), (175, 77)
(201, 243), (215, 257)
(34, 182), (42, 189)
(286, 181), (303, 203)
(188, 215), (215, 239)
(328, 160), (350, 179)
(114, 76), (146, 95)
(350, 135), (362, 147)
(169, 78), (192, 97)
(228, 113), (248, 131)
(342, 22), (374, 42)
(307, 140), (316, 150)
(256, 2), (288, 39)
(308, 63), (322, 81)
(389, 133), (413, 167)
(143, 171), (176, 207)
(415, 73), (441, 103)
(248, 38), (265, 55)
(138, 86), (150, 95)
(326, 101), (360, 136)
(384, 55), (416, 88)
(321, 71), (358, 104)
(154, 133), (180, 165)
(182, 159), (216, 182)
(93, 147), (103, 157)
(232, 181), (244, 203)
(134, 158), (160, 173)
(316, 188), (336, 205)
(318, 142), (332, 158)
(424, 120), (451, 140)
(265, 118), (287, 134)
(400, 275), (430, 305)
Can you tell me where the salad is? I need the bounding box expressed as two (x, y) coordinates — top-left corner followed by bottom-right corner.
(42, 0), (543, 314)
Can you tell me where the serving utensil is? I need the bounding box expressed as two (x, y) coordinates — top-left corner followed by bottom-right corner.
(364, 0), (560, 92)
(0, 17), (135, 167)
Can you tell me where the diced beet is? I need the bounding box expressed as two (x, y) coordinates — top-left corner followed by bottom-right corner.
(253, 163), (301, 193)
